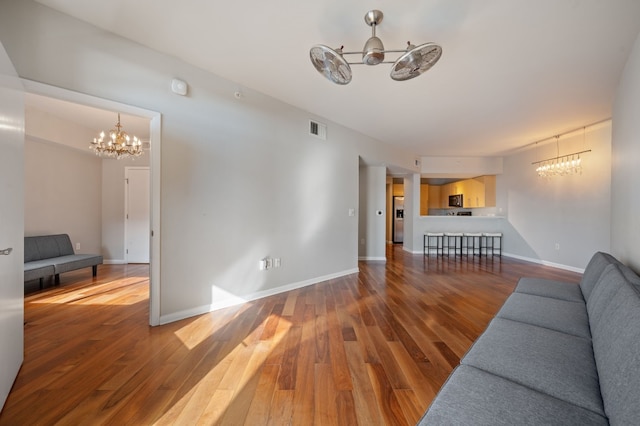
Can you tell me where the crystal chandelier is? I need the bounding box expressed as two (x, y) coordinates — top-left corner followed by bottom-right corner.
(90, 113), (143, 159)
(532, 134), (591, 178)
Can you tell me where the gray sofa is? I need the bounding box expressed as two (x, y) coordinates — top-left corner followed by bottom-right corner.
(419, 251), (640, 425)
(24, 234), (103, 289)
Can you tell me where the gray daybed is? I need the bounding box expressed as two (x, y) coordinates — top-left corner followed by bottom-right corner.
(419, 251), (640, 425)
(24, 234), (103, 289)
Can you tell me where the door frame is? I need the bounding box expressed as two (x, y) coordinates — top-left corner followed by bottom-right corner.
(22, 79), (162, 326)
(124, 166), (150, 264)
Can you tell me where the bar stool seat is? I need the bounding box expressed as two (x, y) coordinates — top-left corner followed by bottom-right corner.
(483, 232), (503, 256)
(444, 232), (464, 256)
(424, 232), (444, 256)
(463, 232), (483, 256)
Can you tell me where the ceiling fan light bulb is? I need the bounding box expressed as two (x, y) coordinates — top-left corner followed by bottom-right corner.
(362, 36), (385, 65)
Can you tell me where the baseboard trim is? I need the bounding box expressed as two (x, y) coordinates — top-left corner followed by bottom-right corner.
(358, 257), (387, 262)
(502, 252), (585, 274)
(403, 247), (423, 255)
(103, 259), (127, 265)
(158, 268), (360, 325)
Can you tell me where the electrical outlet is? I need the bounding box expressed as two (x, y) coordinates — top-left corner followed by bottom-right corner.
(555, 243), (560, 250)
(274, 258), (281, 268)
(259, 259), (267, 270)
(75, 242), (81, 251)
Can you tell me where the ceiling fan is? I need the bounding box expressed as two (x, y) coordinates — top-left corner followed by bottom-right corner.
(310, 10), (443, 85)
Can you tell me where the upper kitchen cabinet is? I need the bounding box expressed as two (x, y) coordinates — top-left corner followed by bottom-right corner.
(420, 175), (496, 212)
(464, 175), (496, 208)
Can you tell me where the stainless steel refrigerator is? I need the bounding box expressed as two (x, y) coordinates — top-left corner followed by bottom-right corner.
(393, 196), (404, 243)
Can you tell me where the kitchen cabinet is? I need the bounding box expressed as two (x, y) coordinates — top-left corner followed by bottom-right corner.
(423, 175), (496, 211)
(420, 184), (429, 215)
(428, 185), (441, 209)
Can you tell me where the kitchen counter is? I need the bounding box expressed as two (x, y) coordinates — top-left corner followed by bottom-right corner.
(415, 215), (505, 238)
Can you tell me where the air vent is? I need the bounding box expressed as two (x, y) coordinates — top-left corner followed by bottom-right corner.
(309, 120), (327, 140)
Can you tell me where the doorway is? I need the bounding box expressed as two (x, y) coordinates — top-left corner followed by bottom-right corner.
(22, 80), (162, 326)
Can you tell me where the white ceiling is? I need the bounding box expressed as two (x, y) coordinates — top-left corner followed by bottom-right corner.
(33, 0), (640, 157)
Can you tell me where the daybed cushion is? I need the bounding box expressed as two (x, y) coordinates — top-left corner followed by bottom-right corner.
(460, 318), (604, 416)
(496, 292), (591, 339)
(418, 365), (608, 426)
(34, 234), (74, 258)
(24, 263), (55, 281)
(52, 254), (103, 274)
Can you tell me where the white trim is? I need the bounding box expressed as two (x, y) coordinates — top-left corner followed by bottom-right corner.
(403, 247), (423, 255)
(358, 257), (387, 262)
(21, 79), (163, 326)
(502, 252), (585, 274)
(158, 268), (360, 325)
(103, 259), (127, 265)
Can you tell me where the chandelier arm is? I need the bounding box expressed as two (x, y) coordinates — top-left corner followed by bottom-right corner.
(531, 149), (591, 165)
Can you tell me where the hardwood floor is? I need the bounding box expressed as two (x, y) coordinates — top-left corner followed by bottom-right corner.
(0, 246), (581, 425)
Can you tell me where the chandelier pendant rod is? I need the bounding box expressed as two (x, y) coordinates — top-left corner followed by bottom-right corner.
(531, 149), (592, 166)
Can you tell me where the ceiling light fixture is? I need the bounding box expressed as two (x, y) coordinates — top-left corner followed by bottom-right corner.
(532, 130), (591, 178)
(90, 113), (143, 159)
(309, 10), (442, 85)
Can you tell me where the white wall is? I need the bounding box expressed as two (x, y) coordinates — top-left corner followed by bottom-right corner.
(611, 32), (640, 272)
(358, 166), (387, 261)
(0, 0), (417, 322)
(498, 122), (612, 269)
(24, 111), (102, 254)
(403, 174), (419, 253)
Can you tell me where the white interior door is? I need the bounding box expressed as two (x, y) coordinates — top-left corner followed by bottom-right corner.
(0, 42), (25, 410)
(125, 167), (150, 263)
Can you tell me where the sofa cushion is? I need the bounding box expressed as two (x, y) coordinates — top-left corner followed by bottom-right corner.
(418, 365), (608, 426)
(618, 262), (640, 287)
(461, 318), (604, 415)
(586, 264), (627, 332)
(580, 251), (620, 302)
(496, 292), (591, 339)
(514, 277), (584, 302)
(590, 267), (640, 425)
(52, 254), (103, 274)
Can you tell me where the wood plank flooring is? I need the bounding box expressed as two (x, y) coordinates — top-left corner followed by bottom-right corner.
(0, 246), (581, 425)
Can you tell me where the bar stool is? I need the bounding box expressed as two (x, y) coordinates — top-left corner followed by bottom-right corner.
(424, 232), (444, 256)
(463, 232), (483, 256)
(483, 232), (503, 256)
(444, 232), (464, 256)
